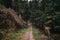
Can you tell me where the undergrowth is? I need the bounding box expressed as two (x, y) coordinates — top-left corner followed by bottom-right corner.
(4, 27), (28, 40)
(32, 28), (41, 40)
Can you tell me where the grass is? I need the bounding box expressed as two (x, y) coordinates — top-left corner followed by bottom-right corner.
(5, 27), (29, 40)
(32, 28), (41, 40)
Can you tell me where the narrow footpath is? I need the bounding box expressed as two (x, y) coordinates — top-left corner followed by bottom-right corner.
(21, 22), (35, 40)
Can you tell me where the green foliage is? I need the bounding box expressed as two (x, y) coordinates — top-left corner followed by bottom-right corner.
(28, 0), (60, 30)
(6, 28), (28, 40)
(0, 0), (3, 4)
(29, 1), (39, 9)
(32, 28), (41, 40)
(0, 32), (3, 40)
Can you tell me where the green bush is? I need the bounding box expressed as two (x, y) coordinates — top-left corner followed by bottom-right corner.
(0, 32), (3, 40)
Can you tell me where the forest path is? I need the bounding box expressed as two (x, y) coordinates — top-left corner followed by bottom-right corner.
(21, 28), (35, 40)
(21, 22), (35, 40)
(15, 23), (35, 40)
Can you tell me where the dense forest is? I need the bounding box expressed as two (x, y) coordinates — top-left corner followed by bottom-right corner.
(0, 0), (60, 40)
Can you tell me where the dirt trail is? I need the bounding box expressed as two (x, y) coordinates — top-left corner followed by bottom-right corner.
(14, 22), (35, 40)
(21, 22), (35, 40)
(21, 28), (35, 40)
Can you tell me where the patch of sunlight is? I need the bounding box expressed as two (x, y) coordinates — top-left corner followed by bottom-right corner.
(28, 0), (32, 1)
